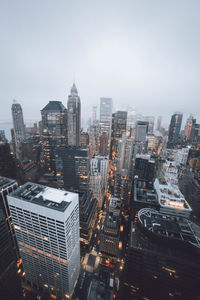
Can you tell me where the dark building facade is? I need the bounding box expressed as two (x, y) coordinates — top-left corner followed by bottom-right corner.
(56, 146), (90, 192)
(79, 190), (97, 254)
(0, 143), (20, 181)
(41, 101), (68, 175)
(167, 113), (183, 148)
(0, 177), (21, 300)
(119, 208), (200, 300)
(110, 111), (127, 160)
(134, 154), (155, 182)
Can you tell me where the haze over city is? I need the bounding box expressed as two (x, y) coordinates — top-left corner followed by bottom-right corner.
(1, 0), (200, 129)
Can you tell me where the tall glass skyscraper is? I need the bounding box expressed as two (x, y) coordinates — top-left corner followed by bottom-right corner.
(167, 112), (183, 148)
(67, 83), (81, 146)
(41, 101), (68, 175)
(99, 98), (112, 137)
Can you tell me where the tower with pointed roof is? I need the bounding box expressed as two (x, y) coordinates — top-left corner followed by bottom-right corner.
(67, 83), (81, 146)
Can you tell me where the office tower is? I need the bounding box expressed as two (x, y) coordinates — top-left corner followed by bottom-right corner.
(100, 196), (121, 256)
(56, 146), (90, 192)
(119, 208), (200, 300)
(0, 177), (22, 300)
(11, 101), (26, 159)
(99, 98), (112, 137)
(80, 132), (89, 147)
(89, 122), (100, 157)
(167, 112), (183, 148)
(110, 111), (127, 160)
(99, 132), (108, 155)
(134, 154), (155, 182)
(41, 101), (68, 175)
(117, 136), (134, 173)
(90, 155), (108, 207)
(7, 183), (80, 299)
(79, 190), (97, 253)
(132, 177), (159, 215)
(135, 121), (148, 142)
(91, 154), (108, 186)
(0, 142), (19, 180)
(67, 83), (81, 146)
(156, 116), (162, 131)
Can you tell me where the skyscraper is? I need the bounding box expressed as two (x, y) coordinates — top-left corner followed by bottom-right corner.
(67, 83), (81, 146)
(99, 98), (112, 137)
(56, 146), (90, 192)
(11, 101), (26, 159)
(41, 101), (68, 175)
(7, 182), (80, 299)
(167, 112), (183, 148)
(110, 111), (127, 160)
(135, 121), (148, 142)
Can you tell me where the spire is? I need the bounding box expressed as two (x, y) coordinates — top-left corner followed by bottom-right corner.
(71, 82), (78, 95)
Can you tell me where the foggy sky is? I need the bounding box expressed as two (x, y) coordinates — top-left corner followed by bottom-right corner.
(0, 0), (200, 128)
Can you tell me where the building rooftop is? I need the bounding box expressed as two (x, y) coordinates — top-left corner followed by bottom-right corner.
(88, 279), (113, 300)
(138, 208), (200, 248)
(154, 178), (192, 212)
(41, 101), (66, 112)
(134, 178), (158, 205)
(10, 182), (76, 212)
(0, 176), (17, 191)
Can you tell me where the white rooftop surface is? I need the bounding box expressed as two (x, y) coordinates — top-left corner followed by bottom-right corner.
(36, 187), (74, 204)
(154, 178), (192, 211)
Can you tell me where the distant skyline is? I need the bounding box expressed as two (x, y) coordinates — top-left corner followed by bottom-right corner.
(0, 0), (200, 128)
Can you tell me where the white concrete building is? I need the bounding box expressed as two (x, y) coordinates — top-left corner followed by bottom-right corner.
(7, 183), (80, 299)
(154, 177), (192, 218)
(174, 148), (189, 166)
(91, 154), (108, 186)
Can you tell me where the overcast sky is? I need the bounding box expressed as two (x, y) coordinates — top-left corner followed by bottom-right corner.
(0, 0), (200, 128)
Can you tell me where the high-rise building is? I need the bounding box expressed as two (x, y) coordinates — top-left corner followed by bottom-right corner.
(99, 132), (109, 155)
(41, 101), (68, 175)
(99, 98), (112, 137)
(100, 196), (121, 257)
(11, 101), (26, 159)
(7, 183), (80, 299)
(67, 83), (81, 146)
(110, 111), (127, 160)
(119, 208), (200, 300)
(91, 154), (108, 186)
(135, 121), (148, 142)
(0, 142), (20, 181)
(79, 190), (97, 253)
(134, 154), (155, 182)
(56, 146), (90, 193)
(167, 112), (183, 148)
(0, 177), (22, 300)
